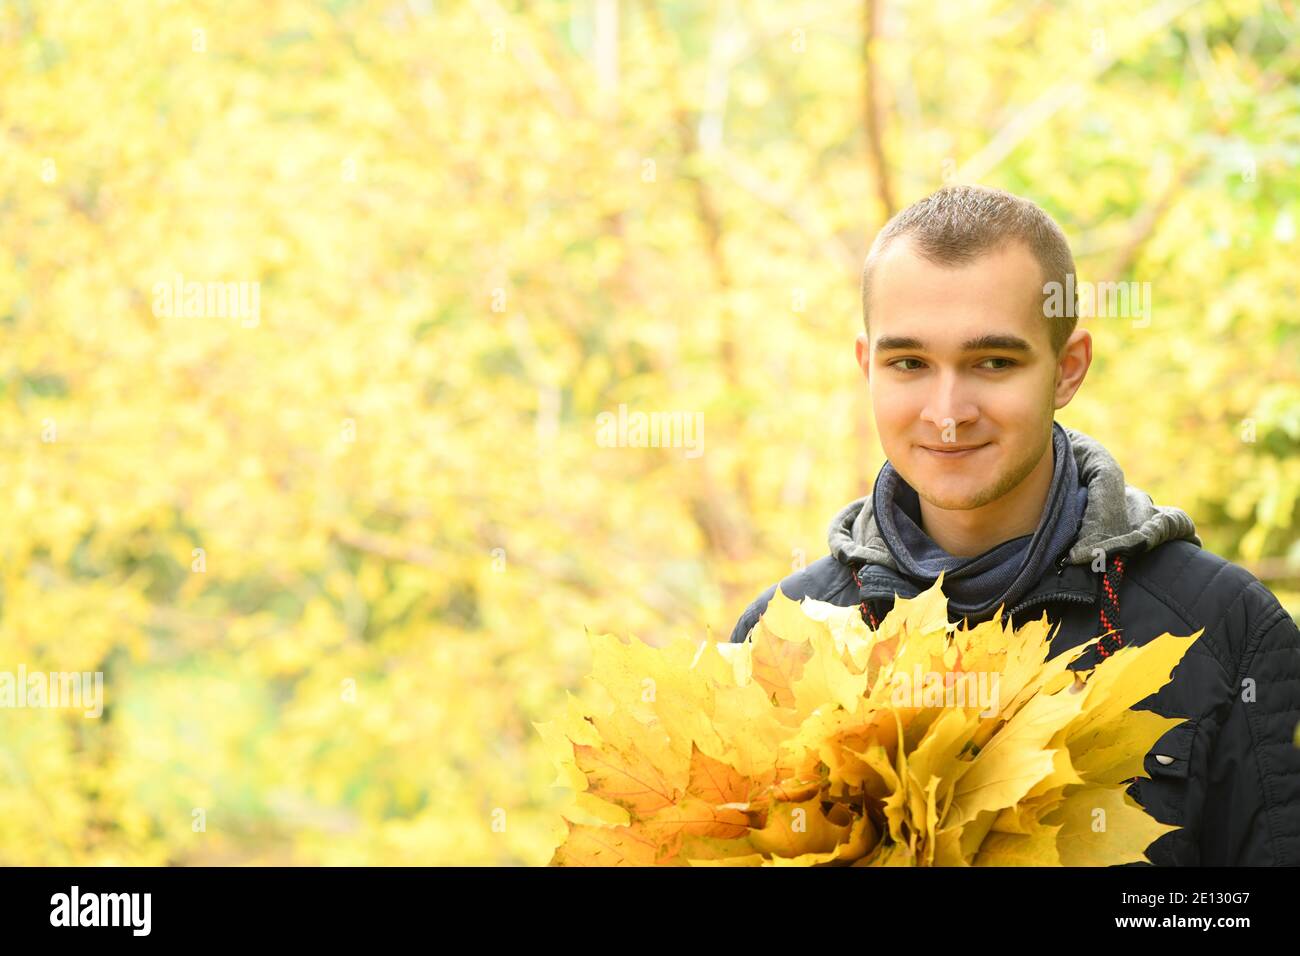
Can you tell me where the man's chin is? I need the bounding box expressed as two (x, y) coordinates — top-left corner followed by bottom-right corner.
(914, 489), (990, 511)
(907, 472), (1002, 511)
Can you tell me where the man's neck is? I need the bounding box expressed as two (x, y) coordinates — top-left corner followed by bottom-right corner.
(916, 441), (1056, 558)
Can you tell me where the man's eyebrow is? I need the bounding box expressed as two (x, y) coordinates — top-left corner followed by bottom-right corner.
(874, 334), (1034, 353)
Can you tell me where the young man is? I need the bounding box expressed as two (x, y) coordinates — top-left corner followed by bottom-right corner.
(729, 184), (1300, 866)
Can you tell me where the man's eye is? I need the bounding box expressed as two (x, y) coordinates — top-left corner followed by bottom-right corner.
(891, 358), (923, 371)
(980, 357), (1016, 370)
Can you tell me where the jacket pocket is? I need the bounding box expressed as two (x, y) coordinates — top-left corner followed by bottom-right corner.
(1132, 718), (1197, 828)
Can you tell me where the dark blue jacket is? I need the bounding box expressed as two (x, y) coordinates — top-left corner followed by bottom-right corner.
(730, 428), (1300, 866)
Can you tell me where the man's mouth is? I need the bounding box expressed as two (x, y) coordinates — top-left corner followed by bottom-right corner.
(919, 443), (989, 459)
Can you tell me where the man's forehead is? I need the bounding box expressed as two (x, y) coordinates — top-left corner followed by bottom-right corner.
(869, 238), (1048, 347)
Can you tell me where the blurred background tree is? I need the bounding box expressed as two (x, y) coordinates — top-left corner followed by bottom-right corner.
(0, 0), (1295, 864)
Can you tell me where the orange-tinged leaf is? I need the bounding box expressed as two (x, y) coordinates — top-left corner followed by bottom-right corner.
(550, 823), (657, 866)
(573, 743), (681, 816)
(749, 589), (817, 703)
(687, 745), (753, 805)
(642, 798), (752, 847)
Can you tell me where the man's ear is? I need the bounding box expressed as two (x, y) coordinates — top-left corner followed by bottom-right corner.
(1053, 328), (1091, 409)
(855, 332), (871, 382)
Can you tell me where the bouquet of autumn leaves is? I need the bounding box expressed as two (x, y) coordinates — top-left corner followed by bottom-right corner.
(537, 571), (1202, 866)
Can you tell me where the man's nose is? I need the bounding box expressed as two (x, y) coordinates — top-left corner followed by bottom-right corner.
(920, 372), (978, 431)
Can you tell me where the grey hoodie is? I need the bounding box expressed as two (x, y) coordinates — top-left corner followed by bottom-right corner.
(828, 426), (1202, 573)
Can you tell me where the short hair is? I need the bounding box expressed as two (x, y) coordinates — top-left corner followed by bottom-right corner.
(860, 184), (1078, 354)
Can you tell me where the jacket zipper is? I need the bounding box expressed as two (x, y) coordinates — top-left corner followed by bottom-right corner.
(1003, 590), (1093, 621)
(1001, 552), (1096, 621)
(857, 589), (1093, 626)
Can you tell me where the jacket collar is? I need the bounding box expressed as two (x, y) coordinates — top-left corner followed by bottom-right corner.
(836, 425), (1201, 620)
(852, 551), (1099, 611)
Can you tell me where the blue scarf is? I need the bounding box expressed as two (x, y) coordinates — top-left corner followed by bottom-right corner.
(872, 421), (1089, 618)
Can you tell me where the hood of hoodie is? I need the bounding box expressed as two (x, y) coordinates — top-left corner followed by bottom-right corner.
(828, 426), (1201, 574)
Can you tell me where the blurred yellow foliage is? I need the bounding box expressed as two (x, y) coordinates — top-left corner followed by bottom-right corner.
(0, 0), (1295, 863)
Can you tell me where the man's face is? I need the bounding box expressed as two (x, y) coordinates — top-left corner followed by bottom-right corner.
(855, 237), (1067, 511)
